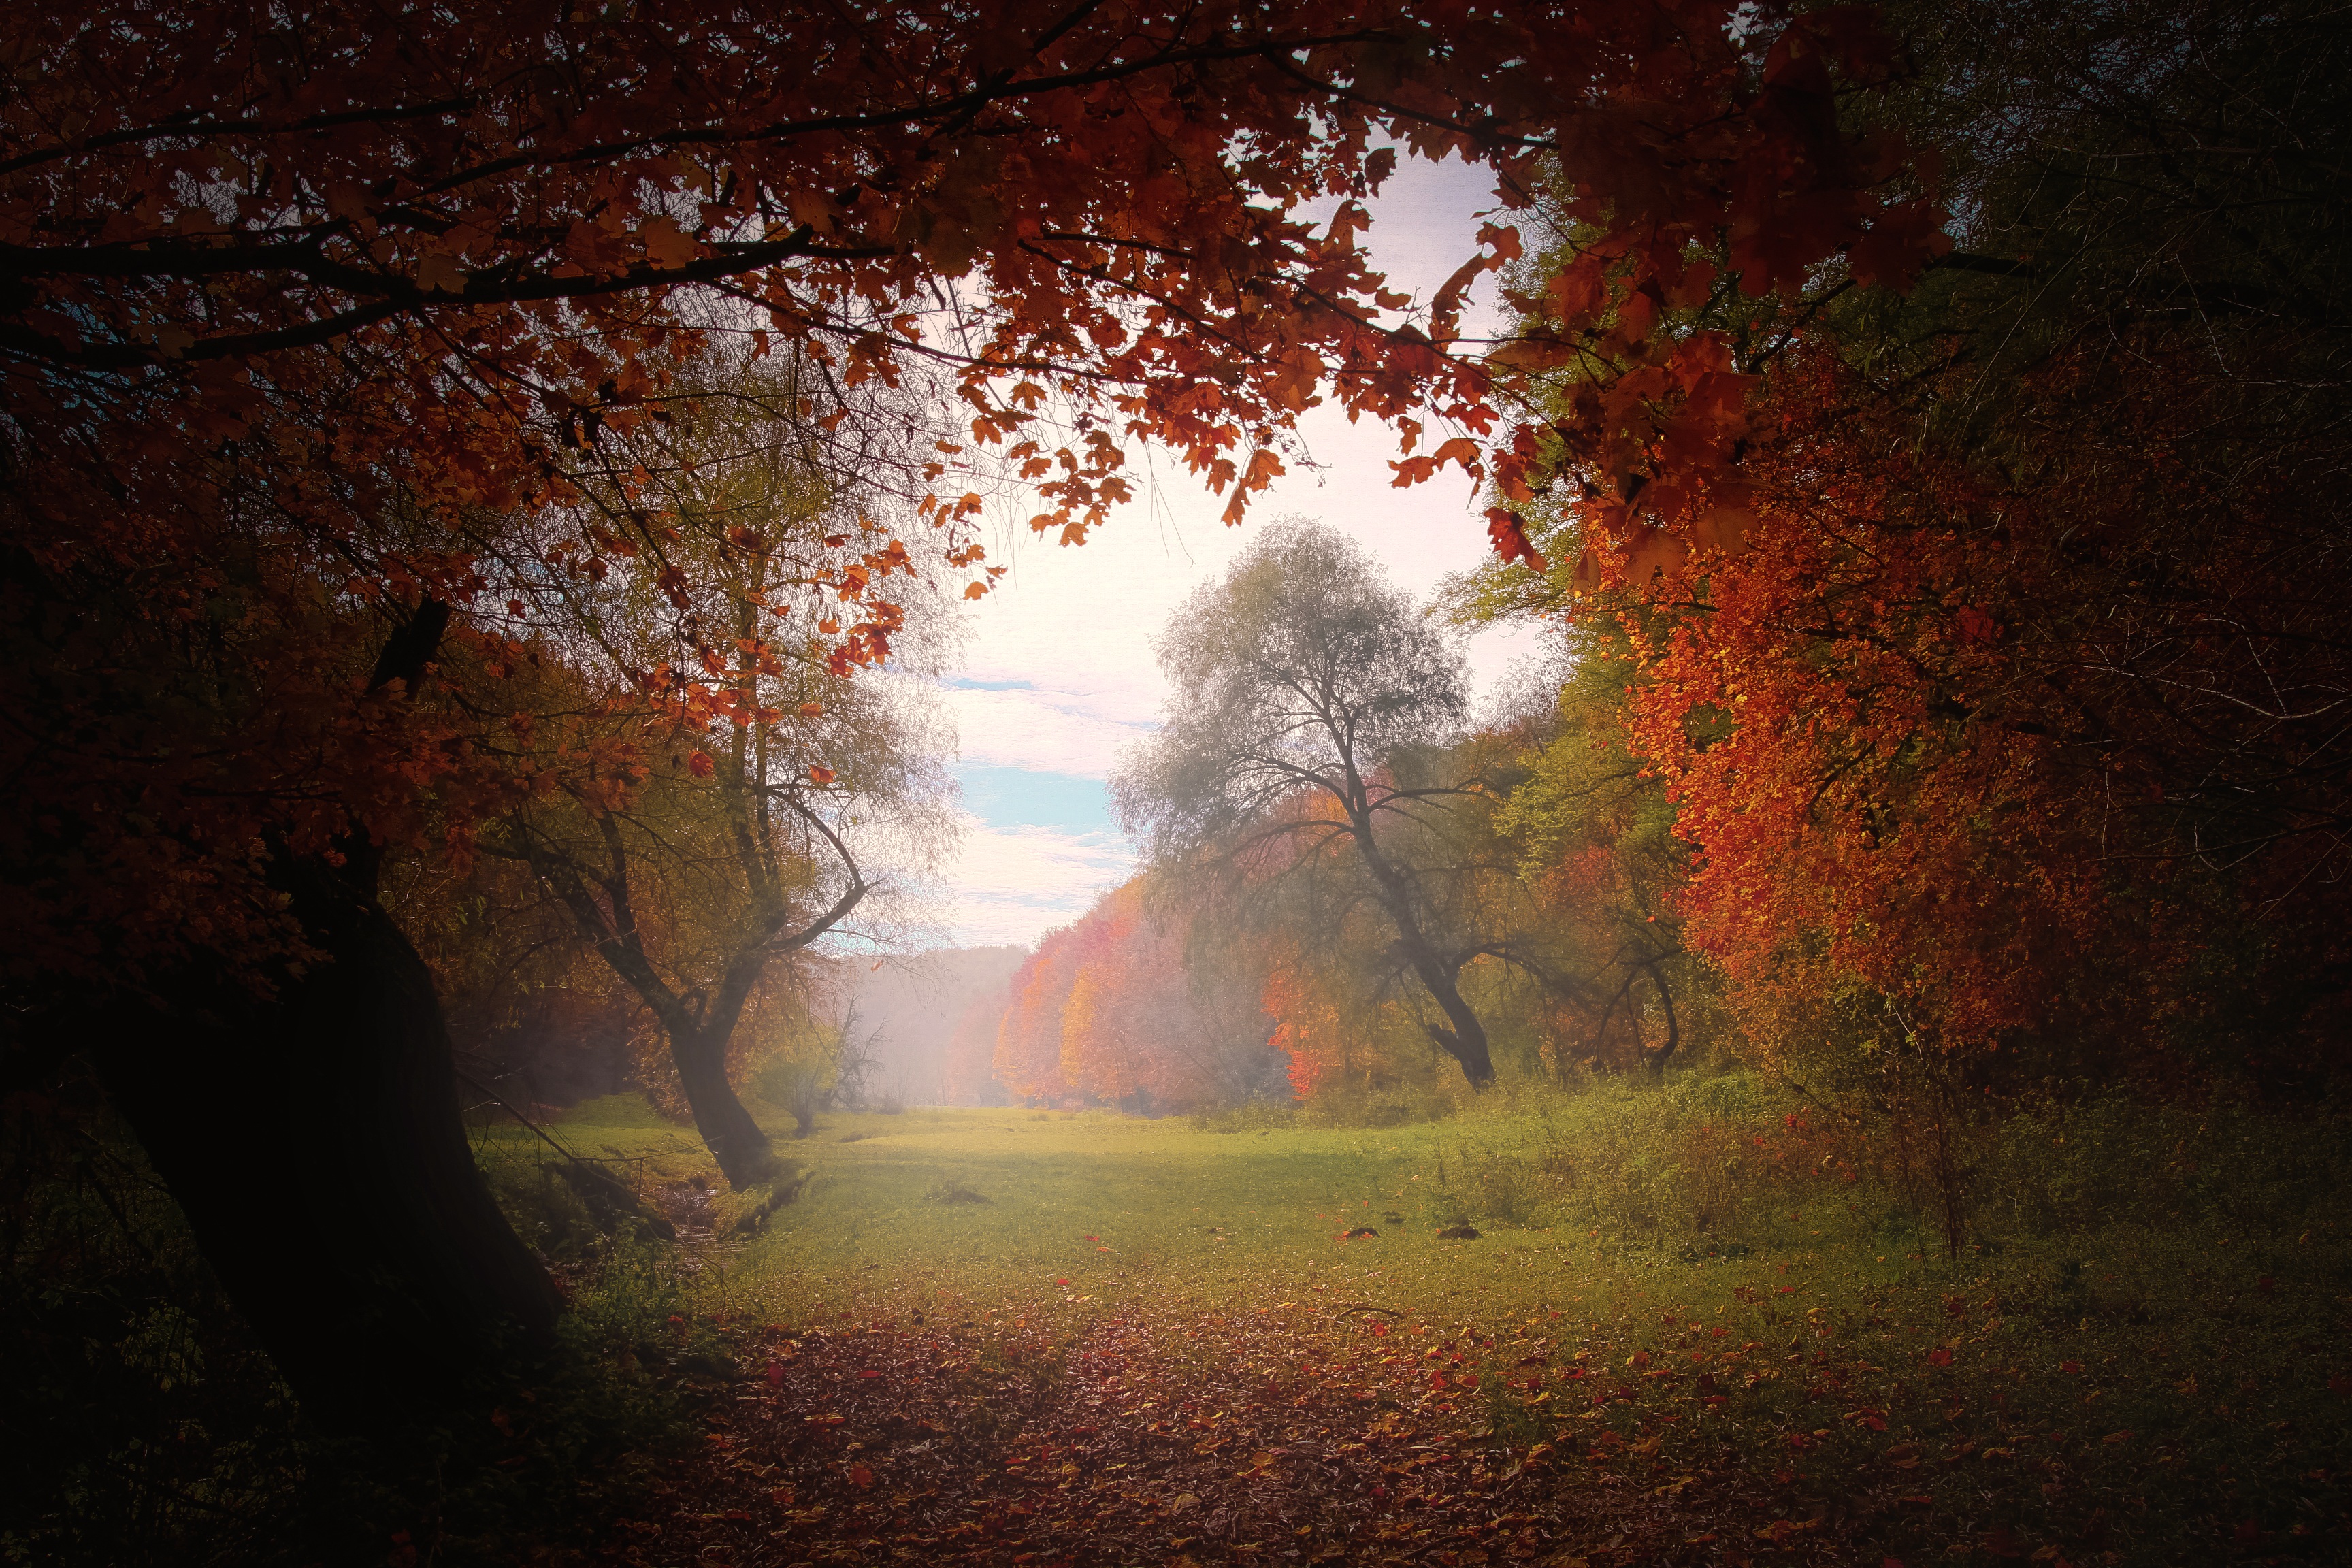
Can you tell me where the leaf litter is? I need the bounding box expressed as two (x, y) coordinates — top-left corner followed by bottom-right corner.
(546, 1273), (2352, 1568)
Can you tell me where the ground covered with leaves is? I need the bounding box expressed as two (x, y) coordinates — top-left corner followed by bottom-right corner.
(559, 1267), (2352, 1568)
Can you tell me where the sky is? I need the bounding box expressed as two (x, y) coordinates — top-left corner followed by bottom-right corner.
(925, 155), (1544, 949)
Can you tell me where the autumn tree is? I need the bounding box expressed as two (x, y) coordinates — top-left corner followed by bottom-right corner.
(481, 346), (956, 1186)
(2, 0), (1944, 1422)
(994, 929), (1083, 1105)
(1434, 573), (1710, 1075)
(1503, 642), (1699, 1075)
(1482, 0), (2351, 1097)
(1054, 879), (1284, 1112)
(1117, 519), (1529, 1083)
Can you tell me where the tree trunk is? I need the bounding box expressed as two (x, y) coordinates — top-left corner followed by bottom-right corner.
(1638, 959), (1680, 1076)
(1351, 816), (1495, 1085)
(670, 1022), (776, 1186)
(1414, 962), (1497, 1085)
(93, 853), (562, 1435)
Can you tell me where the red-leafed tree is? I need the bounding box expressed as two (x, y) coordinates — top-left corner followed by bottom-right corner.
(3, 0), (1939, 1423)
(1623, 351), (2109, 1060)
(994, 926), (1084, 1105)
(1260, 947), (1358, 1102)
(1477, 0), (2351, 1100)
(1056, 895), (1156, 1109)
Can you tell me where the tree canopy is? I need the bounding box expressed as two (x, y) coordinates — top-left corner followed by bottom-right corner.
(1, 0), (1948, 1004)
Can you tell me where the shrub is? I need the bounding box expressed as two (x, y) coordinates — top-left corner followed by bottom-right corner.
(924, 1179), (990, 1205)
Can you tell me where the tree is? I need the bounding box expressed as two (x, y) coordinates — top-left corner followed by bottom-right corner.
(1435, 576), (1708, 1076)
(3, 0), (1944, 1423)
(1486, 0), (2351, 1091)
(995, 931), (1083, 1105)
(1116, 519), (1519, 1083)
(482, 347), (955, 1186)
(77, 620), (566, 1436)
(1052, 879), (1284, 1112)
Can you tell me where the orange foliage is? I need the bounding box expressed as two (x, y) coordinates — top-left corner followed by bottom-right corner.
(1058, 892), (1152, 1105)
(989, 880), (1277, 1110)
(1618, 336), (2351, 1062)
(1261, 960), (1348, 1101)
(1618, 351), (2114, 1054)
(1, 0), (1940, 992)
(994, 931), (1082, 1105)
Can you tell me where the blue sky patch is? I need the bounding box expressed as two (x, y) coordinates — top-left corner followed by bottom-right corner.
(957, 763), (1122, 838)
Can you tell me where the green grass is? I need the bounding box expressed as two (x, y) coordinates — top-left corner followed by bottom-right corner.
(510, 1090), (2351, 1371)
(504, 1097), (1811, 1320)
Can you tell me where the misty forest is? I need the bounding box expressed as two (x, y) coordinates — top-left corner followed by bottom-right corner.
(3, 2), (2348, 1566)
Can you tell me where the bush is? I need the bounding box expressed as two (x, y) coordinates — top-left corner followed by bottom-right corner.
(924, 1179), (990, 1205)
(1490, 1068), (2352, 1263)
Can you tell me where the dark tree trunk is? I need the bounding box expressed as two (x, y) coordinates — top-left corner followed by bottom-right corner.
(1350, 813), (1495, 1085)
(669, 1022), (776, 1186)
(503, 787), (865, 1191)
(93, 853), (563, 1435)
(1414, 963), (1497, 1085)
(1638, 959), (1680, 1075)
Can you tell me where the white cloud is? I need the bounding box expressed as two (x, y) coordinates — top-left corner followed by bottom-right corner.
(936, 683), (1155, 779)
(936, 813), (1134, 947)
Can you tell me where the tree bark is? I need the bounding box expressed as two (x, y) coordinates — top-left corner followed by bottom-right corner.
(1410, 960), (1497, 1085)
(92, 851), (562, 1435)
(503, 789), (866, 1190)
(1637, 958), (1680, 1075)
(84, 596), (559, 1433)
(668, 1019), (777, 1187)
